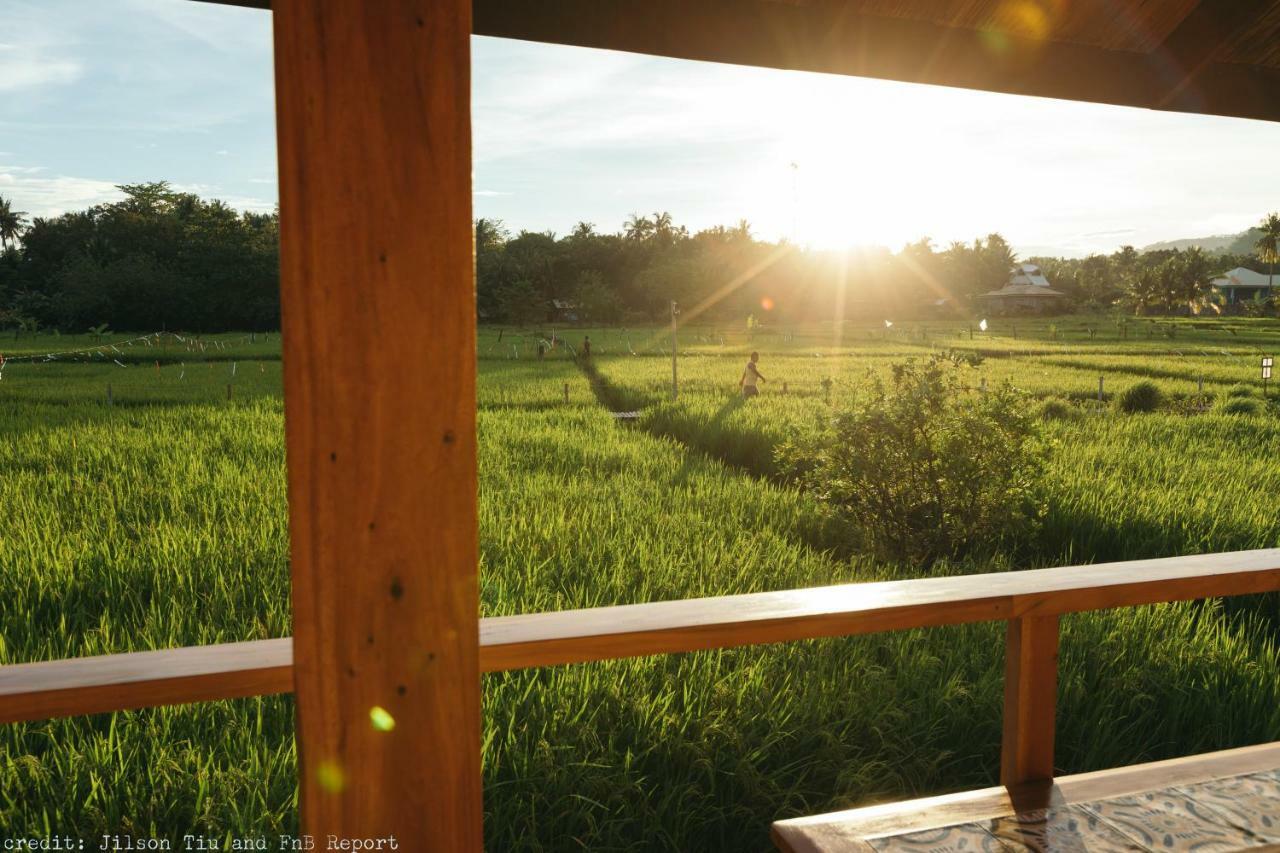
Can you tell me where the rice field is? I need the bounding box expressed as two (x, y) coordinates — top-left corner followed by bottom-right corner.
(4, 317), (1280, 850)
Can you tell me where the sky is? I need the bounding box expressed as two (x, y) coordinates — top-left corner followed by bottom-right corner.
(4, 0), (1280, 258)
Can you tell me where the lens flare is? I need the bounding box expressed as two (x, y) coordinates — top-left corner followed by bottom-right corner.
(317, 760), (346, 793)
(369, 706), (397, 732)
(760, 297), (775, 311)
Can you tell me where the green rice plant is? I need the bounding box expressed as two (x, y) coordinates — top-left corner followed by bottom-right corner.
(1218, 396), (1264, 416)
(7, 320), (1280, 850)
(1115, 380), (1164, 413)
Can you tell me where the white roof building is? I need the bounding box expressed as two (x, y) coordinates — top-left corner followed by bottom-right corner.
(1007, 263), (1053, 288)
(1211, 267), (1274, 304)
(978, 264), (1066, 314)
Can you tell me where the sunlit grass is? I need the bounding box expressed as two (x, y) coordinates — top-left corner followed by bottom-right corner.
(3, 320), (1280, 850)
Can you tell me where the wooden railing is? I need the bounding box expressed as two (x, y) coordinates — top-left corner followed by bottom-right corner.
(4, 549), (1280, 785)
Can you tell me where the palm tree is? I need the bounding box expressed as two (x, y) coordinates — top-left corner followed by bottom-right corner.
(0, 195), (28, 251)
(1256, 212), (1280, 298)
(624, 213), (653, 242)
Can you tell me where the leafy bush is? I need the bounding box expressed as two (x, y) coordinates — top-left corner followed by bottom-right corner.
(1218, 397), (1263, 416)
(777, 355), (1044, 566)
(1116, 381), (1164, 413)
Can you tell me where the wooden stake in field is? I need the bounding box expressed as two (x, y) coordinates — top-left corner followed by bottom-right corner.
(563, 382), (569, 403)
(670, 300), (679, 401)
(106, 384), (113, 406)
(1098, 376), (1104, 405)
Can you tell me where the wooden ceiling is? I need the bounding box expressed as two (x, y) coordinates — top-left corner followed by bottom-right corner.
(197, 0), (1280, 121)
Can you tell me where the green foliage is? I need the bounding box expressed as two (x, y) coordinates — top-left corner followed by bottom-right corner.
(11, 321), (1280, 848)
(778, 356), (1043, 565)
(6, 182), (278, 332)
(1116, 380), (1164, 413)
(1037, 397), (1075, 421)
(1218, 396), (1263, 416)
(1226, 383), (1258, 398)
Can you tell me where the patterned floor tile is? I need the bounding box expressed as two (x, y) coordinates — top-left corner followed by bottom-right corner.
(1174, 773), (1280, 843)
(1083, 787), (1265, 851)
(989, 805), (1147, 852)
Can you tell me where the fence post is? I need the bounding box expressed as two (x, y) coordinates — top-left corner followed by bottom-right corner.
(227, 383), (233, 402)
(106, 384), (113, 406)
(563, 382), (569, 403)
(1098, 376), (1104, 404)
(1001, 614), (1059, 786)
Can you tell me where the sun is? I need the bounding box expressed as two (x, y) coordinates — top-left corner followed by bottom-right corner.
(742, 74), (1007, 251)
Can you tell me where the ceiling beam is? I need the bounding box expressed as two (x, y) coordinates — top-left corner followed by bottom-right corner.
(1154, 0), (1276, 108)
(189, 0), (1280, 122)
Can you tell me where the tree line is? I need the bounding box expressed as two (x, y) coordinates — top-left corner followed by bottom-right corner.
(0, 183), (279, 333)
(2, 184), (1278, 332)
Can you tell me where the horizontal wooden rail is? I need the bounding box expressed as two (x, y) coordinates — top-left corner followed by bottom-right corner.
(3, 549), (1280, 724)
(480, 549), (1280, 672)
(0, 638), (292, 725)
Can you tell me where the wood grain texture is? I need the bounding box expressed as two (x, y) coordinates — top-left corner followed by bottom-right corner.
(4, 549), (1279, 727)
(772, 742), (1280, 851)
(0, 639), (292, 725)
(271, 0), (481, 847)
(481, 549), (1280, 672)
(1000, 615), (1058, 786)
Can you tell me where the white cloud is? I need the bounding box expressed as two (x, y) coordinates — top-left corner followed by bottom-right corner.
(0, 39), (82, 93)
(0, 165), (121, 218)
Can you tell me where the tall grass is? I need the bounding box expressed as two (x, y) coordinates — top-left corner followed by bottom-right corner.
(3, 323), (1280, 850)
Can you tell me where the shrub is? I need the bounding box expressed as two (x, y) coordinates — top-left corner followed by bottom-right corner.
(1116, 381), (1163, 413)
(1037, 397), (1074, 421)
(777, 355), (1043, 566)
(1226, 384), (1257, 399)
(1218, 396), (1263, 416)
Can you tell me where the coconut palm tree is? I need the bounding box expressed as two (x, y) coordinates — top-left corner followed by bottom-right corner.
(1256, 212), (1280, 298)
(0, 195), (28, 251)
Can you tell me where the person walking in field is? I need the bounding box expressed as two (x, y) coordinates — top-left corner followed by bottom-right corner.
(740, 351), (766, 398)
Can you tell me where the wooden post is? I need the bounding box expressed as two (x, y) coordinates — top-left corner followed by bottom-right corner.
(273, 1), (481, 848)
(227, 383), (233, 402)
(1001, 615), (1059, 786)
(106, 383), (113, 406)
(563, 382), (569, 403)
(671, 300), (678, 401)
(1098, 375), (1104, 404)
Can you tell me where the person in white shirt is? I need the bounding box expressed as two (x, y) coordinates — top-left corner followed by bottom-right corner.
(739, 351), (766, 398)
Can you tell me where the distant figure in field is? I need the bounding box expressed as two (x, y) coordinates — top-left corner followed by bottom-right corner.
(582, 336), (591, 359)
(740, 351), (766, 398)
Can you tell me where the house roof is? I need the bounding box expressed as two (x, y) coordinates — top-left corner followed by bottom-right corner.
(981, 284), (1066, 298)
(1009, 264), (1053, 288)
(1212, 267), (1274, 289)
(192, 0), (1280, 123)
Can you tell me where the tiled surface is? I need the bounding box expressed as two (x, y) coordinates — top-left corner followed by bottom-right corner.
(865, 769), (1280, 851)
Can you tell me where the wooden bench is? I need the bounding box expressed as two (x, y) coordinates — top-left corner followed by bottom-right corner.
(772, 742), (1280, 852)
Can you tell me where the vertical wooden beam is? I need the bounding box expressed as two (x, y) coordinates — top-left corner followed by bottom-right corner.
(272, 1), (480, 847)
(1000, 614), (1058, 786)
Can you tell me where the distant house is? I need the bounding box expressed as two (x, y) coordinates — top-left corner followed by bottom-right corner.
(1211, 267), (1273, 304)
(550, 298), (579, 322)
(978, 264), (1067, 315)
